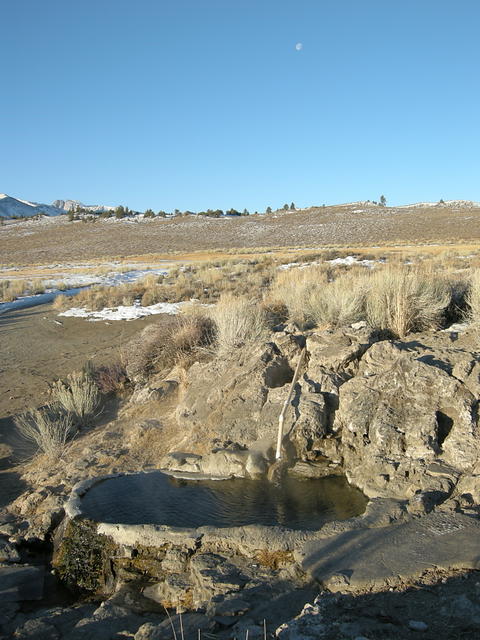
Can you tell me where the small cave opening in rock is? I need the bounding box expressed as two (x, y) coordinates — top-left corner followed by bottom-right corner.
(263, 359), (294, 388)
(436, 410), (455, 449)
(78, 472), (367, 531)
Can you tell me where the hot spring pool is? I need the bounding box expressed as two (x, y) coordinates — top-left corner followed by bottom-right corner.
(78, 471), (367, 531)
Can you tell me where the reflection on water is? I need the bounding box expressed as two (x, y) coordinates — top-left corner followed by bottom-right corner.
(80, 472), (367, 530)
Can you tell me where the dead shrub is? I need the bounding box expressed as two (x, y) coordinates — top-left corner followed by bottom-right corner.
(14, 406), (76, 459)
(261, 298), (290, 328)
(122, 314), (215, 382)
(93, 362), (128, 394)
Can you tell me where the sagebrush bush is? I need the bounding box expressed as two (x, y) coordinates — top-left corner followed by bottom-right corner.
(365, 267), (451, 337)
(269, 265), (330, 325)
(50, 371), (101, 425)
(305, 273), (368, 329)
(465, 269), (480, 324)
(14, 406), (76, 459)
(122, 314), (215, 382)
(212, 293), (269, 353)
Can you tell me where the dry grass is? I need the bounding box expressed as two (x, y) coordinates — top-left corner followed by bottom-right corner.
(365, 267), (451, 337)
(211, 293), (269, 354)
(122, 314), (215, 382)
(269, 264), (368, 328)
(0, 278), (45, 302)
(269, 265), (330, 326)
(52, 257), (276, 312)
(0, 279), (28, 302)
(465, 269), (480, 324)
(306, 272), (368, 329)
(50, 371), (101, 426)
(51, 250), (472, 340)
(14, 406), (76, 459)
(269, 262), (456, 336)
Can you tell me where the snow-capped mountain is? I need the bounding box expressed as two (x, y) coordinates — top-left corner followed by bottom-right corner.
(0, 194), (115, 218)
(51, 199), (114, 213)
(0, 194), (63, 219)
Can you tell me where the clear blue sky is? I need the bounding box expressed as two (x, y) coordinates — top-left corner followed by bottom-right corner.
(1, 0), (479, 211)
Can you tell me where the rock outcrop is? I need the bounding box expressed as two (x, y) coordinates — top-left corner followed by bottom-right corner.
(164, 326), (480, 512)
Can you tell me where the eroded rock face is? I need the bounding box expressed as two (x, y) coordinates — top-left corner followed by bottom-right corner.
(172, 329), (378, 473)
(335, 340), (479, 499)
(176, 342), (296, 451)
(169, 326), (480, 508)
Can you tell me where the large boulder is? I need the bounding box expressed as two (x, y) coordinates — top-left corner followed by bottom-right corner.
(334, 340), (479, 499)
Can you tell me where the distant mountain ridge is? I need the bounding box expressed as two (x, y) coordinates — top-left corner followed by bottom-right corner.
(51, 199), (114, 213)
(2, 192), (480, 220)
(0, 194), (114, 218)
(0, 194), (62, 218)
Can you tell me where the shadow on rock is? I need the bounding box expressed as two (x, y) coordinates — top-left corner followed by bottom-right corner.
(279, 571), (480, 640)
(0, 470), (28, 508)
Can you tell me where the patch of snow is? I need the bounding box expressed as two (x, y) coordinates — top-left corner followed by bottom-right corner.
(100, 268), (168, 286)
(442, 322), (469, 333)
(278, 256), (378, 271)
(58, 301), (188, 321)
(398, 200), (480, 209)
(327, 255), (376, 267)
(396, 202), (438, 209)
(334, 201), (379, 208)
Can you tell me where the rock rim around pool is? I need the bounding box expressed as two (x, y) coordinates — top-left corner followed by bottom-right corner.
(54, 468), (387, 612)
(61, 468), (369, 554)
(55, 469), (480, 617)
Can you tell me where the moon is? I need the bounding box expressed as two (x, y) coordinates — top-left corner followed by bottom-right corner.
(295, 42), (303, 51)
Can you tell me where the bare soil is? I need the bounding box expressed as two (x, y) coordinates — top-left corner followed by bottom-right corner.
(0, 304), (167, 420)
(0, 304), (176, 508)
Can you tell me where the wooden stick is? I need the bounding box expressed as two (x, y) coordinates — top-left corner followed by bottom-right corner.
(275, 347), (306, 460)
